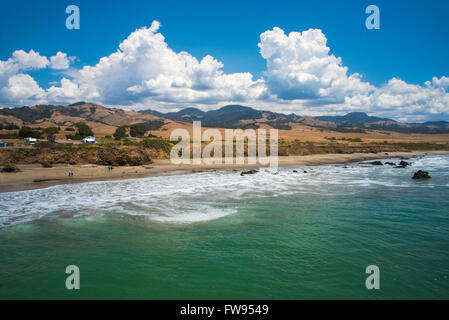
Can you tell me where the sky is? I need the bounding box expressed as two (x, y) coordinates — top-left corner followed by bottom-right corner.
(0, 0), (449, 122)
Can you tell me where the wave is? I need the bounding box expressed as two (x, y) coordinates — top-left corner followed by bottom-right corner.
(1, 154), (448, 228)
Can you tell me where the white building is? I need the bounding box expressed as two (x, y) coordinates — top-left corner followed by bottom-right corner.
(24, 137), (37, 146)
(82, 136), (97, 144)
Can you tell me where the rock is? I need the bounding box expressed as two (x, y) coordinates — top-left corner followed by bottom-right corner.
(412, 170), (431, 179)
(304, 170), (308, 173)
(367, 161), (383, 166)
(395, 160), (410, 168)
(293, 170), (298, 173)
(241, 169), (258, 176)
(385, 162), (396, 166)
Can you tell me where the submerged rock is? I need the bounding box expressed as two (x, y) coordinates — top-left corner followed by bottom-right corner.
(412, 170), (431, 179)
(396, 160), (410, 168)
(241, 169), (258, 176)
(385, 162), (396, 166)
(368, 161), (383, 166)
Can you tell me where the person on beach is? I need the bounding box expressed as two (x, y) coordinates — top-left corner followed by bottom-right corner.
(68, 170), (73, 177)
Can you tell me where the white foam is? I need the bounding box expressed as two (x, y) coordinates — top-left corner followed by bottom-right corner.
(1, 154), (448, 228)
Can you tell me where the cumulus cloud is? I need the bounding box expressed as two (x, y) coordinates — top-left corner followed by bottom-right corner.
(345, 78), (449, 121)
(55, 21), (267, 105)
(50, 52), (72, 70)
(0, 73), (45, 104)
(258, 27), (373, 103)
(0, 21), (448, 122)
(0, 50), (72, 105)
(12, 49), (49, 70)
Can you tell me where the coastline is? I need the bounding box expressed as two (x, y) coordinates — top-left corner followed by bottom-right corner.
(1, 150), (448, 193)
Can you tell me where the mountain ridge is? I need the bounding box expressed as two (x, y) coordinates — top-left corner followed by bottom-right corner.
(1, 103), (448, 134)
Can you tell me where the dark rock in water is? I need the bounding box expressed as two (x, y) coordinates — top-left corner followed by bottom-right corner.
(385, 162), (396, 166)
(368, 161), (383, 166)
(412, 170), (431, 179)
(304, 170), (308, 173)
(396, 160), (410, 168)
(241, 169), (258, 176)
(293, 170), (298, 173)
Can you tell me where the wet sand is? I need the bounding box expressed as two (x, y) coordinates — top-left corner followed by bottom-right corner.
(1, 150), (447, 193)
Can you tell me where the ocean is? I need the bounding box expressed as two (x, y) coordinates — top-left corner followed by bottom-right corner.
(0, 154), (448, 299)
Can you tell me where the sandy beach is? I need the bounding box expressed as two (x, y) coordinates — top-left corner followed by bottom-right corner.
(1, 150), (447, 193)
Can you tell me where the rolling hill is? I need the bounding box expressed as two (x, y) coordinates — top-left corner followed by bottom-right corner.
(1, 102), (448, 135)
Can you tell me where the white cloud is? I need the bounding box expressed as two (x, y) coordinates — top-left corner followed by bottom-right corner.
(258, 27), (373, 102)
(426, 76), (449, 90)
(0, 73), (45, 104)
(50, 52), (72, 70)
(12, 49), (49, 70)
(55, 21), (267, 105)
(0, 22), (448, 122)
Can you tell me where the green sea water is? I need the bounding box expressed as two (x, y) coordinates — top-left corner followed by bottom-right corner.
(0, 155), (448, 299)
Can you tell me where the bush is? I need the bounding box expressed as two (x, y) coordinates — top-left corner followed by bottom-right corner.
(2, 164), (20, 172)
(0, 123), (20, 130)
(43, 126), (60, 134)
(114, 126), (129, 140)
(65, 127), (75, 132)
(35, 141), (54, 148)
(74, 122), (94, 138)
(19, 126), (41, 138)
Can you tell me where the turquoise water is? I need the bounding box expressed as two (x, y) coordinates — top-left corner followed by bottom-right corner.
(1, 155), (448, 299)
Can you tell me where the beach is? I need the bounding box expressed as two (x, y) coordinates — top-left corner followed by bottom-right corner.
(1, 150), (448, 193)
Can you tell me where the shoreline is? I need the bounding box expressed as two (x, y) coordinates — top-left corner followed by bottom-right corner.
(1, 150), (448, 193)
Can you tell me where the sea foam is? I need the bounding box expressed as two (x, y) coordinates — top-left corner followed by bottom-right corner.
(1, 155), (448, 228)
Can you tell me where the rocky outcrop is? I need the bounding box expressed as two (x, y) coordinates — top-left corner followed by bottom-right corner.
(241, 169), (258, 176)
(396, 160), (410, 168)
(412, 170), (431, 179)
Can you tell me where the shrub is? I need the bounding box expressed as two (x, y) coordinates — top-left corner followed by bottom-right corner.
(43, 126), (60, 135)
(2, 164), (20, 172)
(41, 162), (53, 168)
(65, 127), (75, 132)
(19, 126), (41, 138)
(74, 122), (94, 138)
(35, 141), (54, 148)
(114, 126), (129, 140)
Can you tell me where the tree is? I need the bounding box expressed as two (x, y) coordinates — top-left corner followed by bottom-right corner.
(129, 124), (147, 138)
(43, 127), (60, 135)
(19, 126), (41, 138)
(113, 126), (128, 140)
(74, 122), (94, 138)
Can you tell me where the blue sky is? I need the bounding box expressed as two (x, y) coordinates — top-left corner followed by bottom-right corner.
(1, 0), (449, 121)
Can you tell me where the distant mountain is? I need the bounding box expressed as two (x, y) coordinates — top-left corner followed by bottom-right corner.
(0, 102), (164, 128)
(143, 106), (449, 133)
(317, 112), (395, 124)
(1, 102), (448, 134)
(143, 105), (297, 127)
